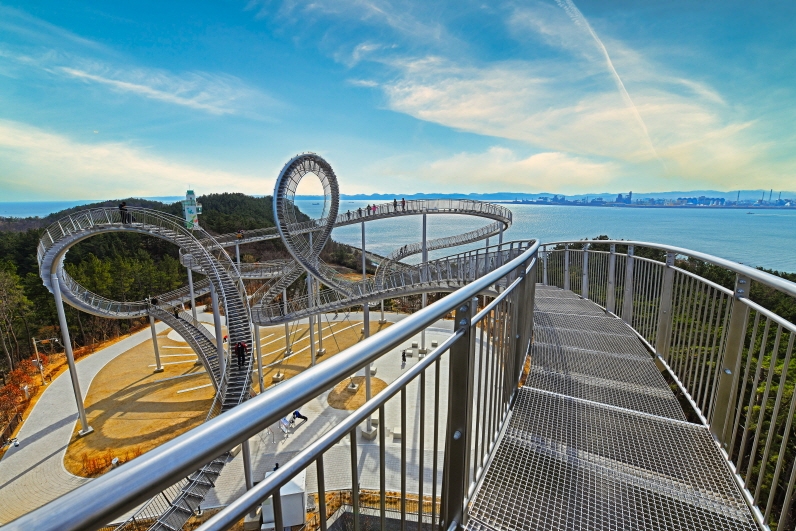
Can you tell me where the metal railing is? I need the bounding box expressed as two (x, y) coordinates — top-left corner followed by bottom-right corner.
(8, 240), (539, 531)
(540, 240), (796, 531)
(251, 241), (533, 324)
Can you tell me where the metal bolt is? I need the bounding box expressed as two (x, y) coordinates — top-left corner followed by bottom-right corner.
(724, 368), (732, 375)
(459, 305), (468, 312)
(453, 430), (462, 440)
(738, 279), (747, 284)
(737, 289), (745, 295)
(459, 319), (468, 327)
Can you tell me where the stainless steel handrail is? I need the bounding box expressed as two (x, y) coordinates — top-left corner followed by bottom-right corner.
(543, 239), (796, 298)
(7, 239), (539, 531)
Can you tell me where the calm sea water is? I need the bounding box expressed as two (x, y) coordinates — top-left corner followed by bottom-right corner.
(3, 200), (793, 272)
(297, 201), (796, 273)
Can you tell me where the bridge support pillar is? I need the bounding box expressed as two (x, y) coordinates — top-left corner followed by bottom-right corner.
(441, 298), (476, 531)
(149, 314), (164, 373)
(210, 282), (225, 377)
(235, 243), (241, 267)
(420, 214), (428, 354)
(186, 267), (197, 322)
(654, 252), (676, 360)
(711, 274), (751, 449)
(379, 300), (386, 324)
(51, 274), (93, 437)
(253, 323), (264, 393)
(361, 221), (374, 433)
(622, 245), (635, 324)
(283, 289), (292, 356)
(606, 244), (617, 314)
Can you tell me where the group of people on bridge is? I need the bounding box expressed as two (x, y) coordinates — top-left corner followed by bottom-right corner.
(345, 198), (407, 221)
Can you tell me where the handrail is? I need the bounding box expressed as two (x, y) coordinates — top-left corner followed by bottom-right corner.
(6, 239), (539, 531)
(543, 239), (796, 298)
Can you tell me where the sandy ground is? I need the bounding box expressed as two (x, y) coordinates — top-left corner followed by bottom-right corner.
(253, 318), (391, 389)
(327, 376), (388, 410)
(62, 317), (390, 477)
(63, 328), (214, 476)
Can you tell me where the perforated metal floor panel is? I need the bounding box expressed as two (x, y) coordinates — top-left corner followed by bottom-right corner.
(464, 289), (758, 531)
(534, 327), (651, 357)
(534, 297), (608, 316)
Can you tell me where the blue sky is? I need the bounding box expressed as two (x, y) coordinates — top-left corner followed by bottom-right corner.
(0, 1), (794, 201)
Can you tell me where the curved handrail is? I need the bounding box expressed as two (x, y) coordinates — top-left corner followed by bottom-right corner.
(543, 239), (796, 298)
(7, 240), (540, 531)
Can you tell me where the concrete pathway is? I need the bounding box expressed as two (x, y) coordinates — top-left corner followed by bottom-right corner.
(0, 324), (166, 525)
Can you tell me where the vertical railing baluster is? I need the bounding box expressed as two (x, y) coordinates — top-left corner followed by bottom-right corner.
(563, 244), (570, 291)
(316, 456), (328, 531)
(581, 244), (589, 299)
(710, 274), (751, 447)
(622, 245), (635, 324)
(606, 244), (617, 313)
(542, 247), (548, 286)
(401, 388), (407, 531)
(432, 360), (440, 529)
(419, 371), (425, 531)
(379, 404), (386, 531)
(441, 299), (476, 530)
(350, 430), (360, 531)
(654, 252), (676, 360)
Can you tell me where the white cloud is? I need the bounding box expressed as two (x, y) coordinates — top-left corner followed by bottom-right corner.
(0, 120), (267, 201)
(423, 147), (618, 192)
(58, 65), (272, 116)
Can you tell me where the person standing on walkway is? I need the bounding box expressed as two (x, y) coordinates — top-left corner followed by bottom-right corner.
(366, 204), (371, 215)
(119, 201), (129, 224)
(358, 207), (363, 218)
(236, 341), (246, 369)
(401, 198), (406, 211)
(393, 198), (398, 212)
(346, 210), (351, 221)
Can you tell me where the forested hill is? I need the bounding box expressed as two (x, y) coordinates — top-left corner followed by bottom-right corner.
(0, 193), (297, 373)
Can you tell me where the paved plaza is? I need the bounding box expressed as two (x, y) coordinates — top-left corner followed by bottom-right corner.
(0, 311), (455, 524)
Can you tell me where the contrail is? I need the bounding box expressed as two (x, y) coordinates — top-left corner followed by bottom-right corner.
(555, 0), (661, 162)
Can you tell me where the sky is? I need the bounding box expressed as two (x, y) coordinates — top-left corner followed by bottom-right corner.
(0, 1), (794, 201)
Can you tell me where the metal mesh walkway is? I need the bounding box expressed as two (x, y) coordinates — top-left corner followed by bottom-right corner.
(465, 286), (759, 531)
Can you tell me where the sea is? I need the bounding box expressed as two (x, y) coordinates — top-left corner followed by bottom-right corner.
(2, 200), (794, 272)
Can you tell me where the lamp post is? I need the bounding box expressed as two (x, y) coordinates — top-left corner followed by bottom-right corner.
(31, 337), (56, 386)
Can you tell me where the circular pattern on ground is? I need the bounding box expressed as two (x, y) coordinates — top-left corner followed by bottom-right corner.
(327, 376), (388, 410)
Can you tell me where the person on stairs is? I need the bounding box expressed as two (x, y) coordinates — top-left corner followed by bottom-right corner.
(236, 341), (247, 369)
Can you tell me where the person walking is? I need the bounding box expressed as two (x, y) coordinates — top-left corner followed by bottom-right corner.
(173, 307), (181, 319)
(358, 207), (362, 218)
(236, 341), (246, 369)
(401, 198), (406, 211)
(366, 204), (371, 215)
(346, 210), (351, 220)
(119, 201), (129, 224)
(393, 198), (398, 212)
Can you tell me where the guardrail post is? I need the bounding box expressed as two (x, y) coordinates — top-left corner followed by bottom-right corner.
(514, 256), (536, 385)
(441, 298), (477, 531)
(606, 244), (617, 314)
(622, 245), (635, 324)
(581, 244), (590, 299)
(654, 252), (676, 359)
(542, 246), (548, 286)
(711, 274), (751, 448)
(563, 244), (570, 291)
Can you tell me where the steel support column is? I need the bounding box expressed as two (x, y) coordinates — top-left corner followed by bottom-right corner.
(420, 213), (428, 354)
(209, 282), (225, 377)
(711, 274), (752, 448)
(51, 274), (93, 436)
(186, 267), (197, 322)
(242, 439), (253, 491)
(253, 323), (264, 393)
(441, 298), (477, 530)
(283, 289), (291, 355)
(654, 252), (676, 360)
(149, 314), (164, 373)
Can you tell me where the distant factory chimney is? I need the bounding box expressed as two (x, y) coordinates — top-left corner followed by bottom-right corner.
(769, 189), (773, 202)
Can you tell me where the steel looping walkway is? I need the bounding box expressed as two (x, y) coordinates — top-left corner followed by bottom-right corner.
(465, 285), (759, 531)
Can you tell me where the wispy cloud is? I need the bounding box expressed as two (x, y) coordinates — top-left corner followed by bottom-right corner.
(58, 66), (271, 116)
(0, 120), (265, 201)
(552, 0), (660, 162)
